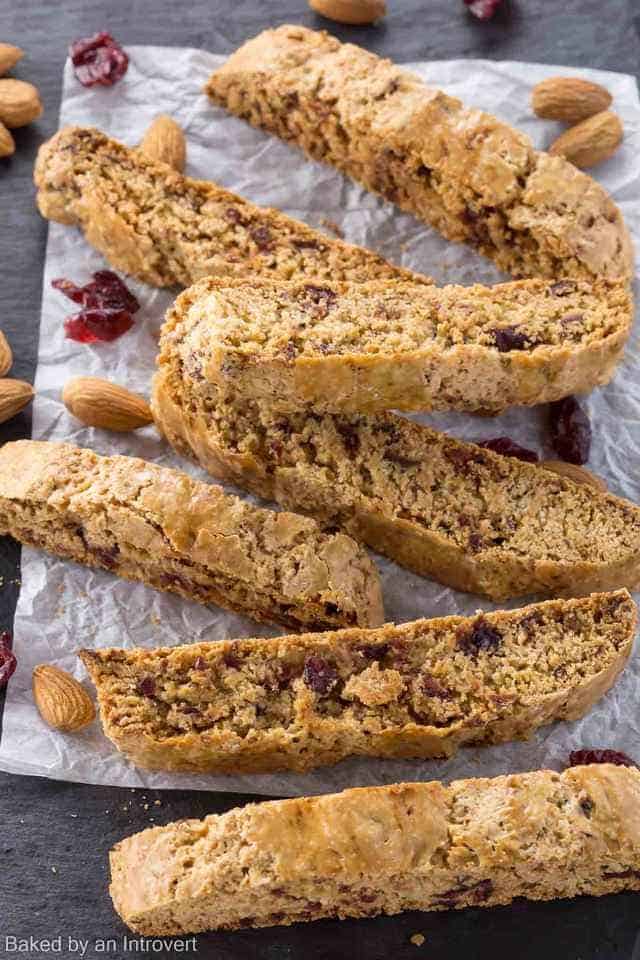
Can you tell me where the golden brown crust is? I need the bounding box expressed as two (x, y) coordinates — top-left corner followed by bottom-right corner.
(206, 25), (633, 282)
(171, 275), (632, 414)
(81, 590), (635, 774)
(0, 440), (383, 630)
(109, 764), (640, 933)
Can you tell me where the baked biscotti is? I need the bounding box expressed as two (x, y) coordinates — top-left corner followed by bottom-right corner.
(81, 590), (635, 775)
(109, 763), (640, 933)
(151, 368), (640, 601)
(0, 441), (383, 630)
(34, 126), (429, 289)
(206, 25), (633, 282)
(171, 275), (632, 414)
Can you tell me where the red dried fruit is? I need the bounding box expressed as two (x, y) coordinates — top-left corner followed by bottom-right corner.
(0, 632), (16, 687)
(464, 0), (503, 19)
(548, 280), (577, 297)
(549, 396), (591, 465)
(137, 677), (156, 698)
(53, 271), (139, 344)
(477, 437), (539, 463)
(70, 32), (129, 88)
(457, 618), (502, 656)
(568, 749), (637, 768)
(491, 326), (530, 352)
(303, 655), (338, 695)
(358, 643), (390, 660)
(421, 675), (454, 700)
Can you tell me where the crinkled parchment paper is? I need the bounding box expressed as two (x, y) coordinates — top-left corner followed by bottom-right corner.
(1, 47), (639, 795)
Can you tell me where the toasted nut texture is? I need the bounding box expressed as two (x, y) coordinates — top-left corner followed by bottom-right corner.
(0, 78), (42, 128)
(0, 43), (23, 76)
(532, 77), (612, 123)
(0, 379), (33, 423)
(33, 664), (96, 732)
(139, 114), (186, 172)
(541, 460), (607, 491)
(549, 111), (623, 169)
(309, 0), (386, 24)
(0, 120), (14, 157)
(0, 332), (12, 376)
(62, 377), (153, 432)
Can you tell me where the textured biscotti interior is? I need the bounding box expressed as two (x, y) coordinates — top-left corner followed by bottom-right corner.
(33, 126), (430, 289)
(0, 441), (383, 630)
(109, 764), (640, 934)
(206, 25), (633, 282)
(81, 591), (635, 774)
(169, 275), (632, 414)
(152, 354), (640, 601)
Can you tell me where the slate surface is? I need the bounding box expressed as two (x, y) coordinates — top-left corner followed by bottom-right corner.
(1, 1), (640, 957)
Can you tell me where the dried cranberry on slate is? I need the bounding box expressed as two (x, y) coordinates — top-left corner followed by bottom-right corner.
(549, 396), (591, 465)
(491, 326), (530, 352)
(457, 618), (502, 656)
(303, 655), (338, 695)
(568, 749), (637, 768)
(70, 32), (129, 88)
(0, 632), (16, 687)
(52, 270), (140, 344)
(464, 0), (503, 19)
(477, 437), (539, 463)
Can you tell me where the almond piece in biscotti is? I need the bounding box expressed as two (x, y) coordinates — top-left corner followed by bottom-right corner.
(532, 77), (612, 123)
(549, 111), (623, 168)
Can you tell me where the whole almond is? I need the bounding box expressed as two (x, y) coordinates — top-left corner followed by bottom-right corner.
(0, 331), (12, 376)
(139, 114), (186, 172)
(0, 78), (43, 128)
(309, 0), (386, 24)
(33, 664), (95, 732)
(0, 120), (14, 157)
(63, 377), (153, 432)
(0, 43), (23, 77)
(549, 110), (623, 168)
(541, 460), (607, 492)
(0, 379), (34, 423)
(532, 77), (612, 123)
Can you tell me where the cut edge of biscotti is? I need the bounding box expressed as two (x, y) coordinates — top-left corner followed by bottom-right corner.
(205, 25), (633, 283)
(171, 275), (633, 414)
(0, 439), (383, 631)
(80, 589), (636, 775)
(109, 763), (640, 934)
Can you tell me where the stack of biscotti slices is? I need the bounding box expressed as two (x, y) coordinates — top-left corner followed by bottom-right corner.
(110, 763), (640, 933)
(81, 590), (636, 774)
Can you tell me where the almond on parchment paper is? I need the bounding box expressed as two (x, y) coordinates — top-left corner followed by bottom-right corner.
(0, 43), (23, 77)
(62, 376), (153, 432)
(33, 664), (96, 732)
(532, 76), (612, 123)
(0, 331), (12, 375)
(139, 114), (186, 172)
(0, 77), (42, 128)
(309, 0), (386, 25)
(0, 378), (33, 423)
(541, 460), (607, 492)
(549, 110), (623, 168)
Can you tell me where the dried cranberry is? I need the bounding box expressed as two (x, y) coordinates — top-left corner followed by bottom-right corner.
(53, 271), (139, 344)
(64, 309), (135, 343)
(548, 280), (577, 297)
(464, 0), (502, 19)
(491, 326), (530, 352)
(477, 437), (539, 463)
(568, 749), (637, 768)
(336, 422), (360, 456)
(0, 632), (16, 687)
(358, 643), (389, 660)
(421, 675), (454, 700)
(549, 396), (591, 465)
(251, 226), (273, 251)
(457, 618), (502, 656)
(137, 677), (156, 698)
(303, 655), (338, 695)
(70, 32), (129, 88)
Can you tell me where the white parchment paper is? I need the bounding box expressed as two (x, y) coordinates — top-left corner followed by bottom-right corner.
(1, 46), (639, 795)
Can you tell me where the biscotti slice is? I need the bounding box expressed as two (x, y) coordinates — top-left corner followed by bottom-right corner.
(206, 25), (633, 282)
(81, 590), (635, 775)
(110, 763), (640, 933)
(34, 126), (430, 289)
(152, 369), (640, 601)
(0, 441), (383, 630)
(171, 275), (632, 414)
